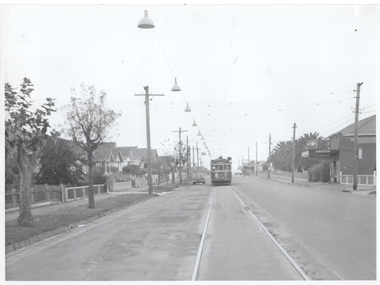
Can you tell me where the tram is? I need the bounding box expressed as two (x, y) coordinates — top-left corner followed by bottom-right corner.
(210, 156), (232, 185)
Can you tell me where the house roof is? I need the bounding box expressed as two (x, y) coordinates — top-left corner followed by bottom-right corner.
(117, 146), (138, 158)
(93, 148), (114, 162)
(331, 114), (376, 137)
(93, 142), (123, 162)
(132, 148), (158, 160)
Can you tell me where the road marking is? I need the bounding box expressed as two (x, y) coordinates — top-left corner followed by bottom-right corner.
(229, 187), (310, 281)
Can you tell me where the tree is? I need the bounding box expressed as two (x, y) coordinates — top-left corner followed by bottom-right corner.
(122, 164), (146, 176)
(35, 131), (86, 186)
(62, 84), (121, 208)
(270, 132), (329, 173)
(152, 157), (172, 187)
(5, 78), (55, 226)
(298, 132), (328, 171)
(271, 141), (293, 171)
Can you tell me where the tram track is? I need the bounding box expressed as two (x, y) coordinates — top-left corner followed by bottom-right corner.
(192, 185), (309, 281)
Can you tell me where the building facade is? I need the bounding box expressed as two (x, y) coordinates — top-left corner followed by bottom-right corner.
(328, 115), (376, 185)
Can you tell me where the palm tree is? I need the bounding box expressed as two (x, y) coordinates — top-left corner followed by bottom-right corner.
(270, 132), (329, 172)
(271, 141), (293, 171)
(298, 132), (328, 171)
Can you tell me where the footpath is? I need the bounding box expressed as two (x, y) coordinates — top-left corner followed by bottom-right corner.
(254, 173), (376, 196)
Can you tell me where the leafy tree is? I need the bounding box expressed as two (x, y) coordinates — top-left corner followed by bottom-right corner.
(173, 141), (188, 170)
(5, 150), (19, 185)
(151, 157), (172, 187)
(122, 164), (146, 176)
(62, 84), (121, 208)
(308, 160), (330, 182)
(35, 132), (85, 186)
(5, 78), (55, 226)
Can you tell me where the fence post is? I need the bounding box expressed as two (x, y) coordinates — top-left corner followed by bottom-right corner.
(45, 185), (50, 201)
(374, 171), (376, 187)
(11, 189), (18, 208)
(61, 184), (65, 203)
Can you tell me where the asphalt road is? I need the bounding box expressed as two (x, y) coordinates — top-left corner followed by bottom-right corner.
(232, 175), (376, 280)
(6, 175), (376, 281)
(197, 185), (303, 280)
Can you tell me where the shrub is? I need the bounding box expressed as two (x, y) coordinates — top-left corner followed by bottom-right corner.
(308, 160), (330, 182)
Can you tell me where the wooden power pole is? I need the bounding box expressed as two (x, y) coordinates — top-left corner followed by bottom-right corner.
(292, 123), (297, 183)
(353, 82), (363, 190)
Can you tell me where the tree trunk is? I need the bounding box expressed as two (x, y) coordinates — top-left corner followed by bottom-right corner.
(18, 153), (34, 227)
(88, 156), (95, 209)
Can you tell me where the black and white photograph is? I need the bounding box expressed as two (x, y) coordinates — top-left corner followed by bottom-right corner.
(2, 0), (378, 282)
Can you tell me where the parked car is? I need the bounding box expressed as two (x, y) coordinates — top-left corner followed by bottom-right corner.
(192, 173), (205, 185)
(235, 171), (242, 175)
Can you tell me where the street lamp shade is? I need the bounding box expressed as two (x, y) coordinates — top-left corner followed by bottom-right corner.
(185, 103), (191, 112)
(192, 119), (197, 126)
(138, 10), (155, 29)
(198, 131), (201, 136)
(171, 77), (181, 91)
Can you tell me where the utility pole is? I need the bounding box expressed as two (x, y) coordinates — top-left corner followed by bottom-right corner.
(292, 123), (297, 183)
(256, 141), (258, 176)
(248, 146), (250, 175)
(172, 127), (188, 185)
(192, 146), (195, 175)
(186, 136), (190, 178)
(196, 141), (199, 172)
(135, 87), (164, 194)
(268, 133), (271, 179)
(353, 82), (363, 190)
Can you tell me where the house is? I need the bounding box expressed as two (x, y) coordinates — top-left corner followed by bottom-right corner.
(117, 146), (139, 168)
(131, 148), (158, 168)
(326, 114), (376, 185)
(93, 142), (124, 173)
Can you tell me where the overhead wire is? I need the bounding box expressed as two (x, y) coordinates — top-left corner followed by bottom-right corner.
(153, 24), (212, 158)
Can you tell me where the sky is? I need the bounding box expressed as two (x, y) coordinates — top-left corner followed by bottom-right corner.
(1, 1), (378, 170)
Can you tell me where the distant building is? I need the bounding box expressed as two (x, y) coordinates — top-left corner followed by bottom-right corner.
(328, 115), (376, 185)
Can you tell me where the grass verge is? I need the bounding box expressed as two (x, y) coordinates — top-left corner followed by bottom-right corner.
(6, 183), (180, 247)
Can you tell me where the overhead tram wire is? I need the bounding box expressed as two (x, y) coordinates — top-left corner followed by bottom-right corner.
(153, 29), (203, 140)
(219, 10), (235, 157)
